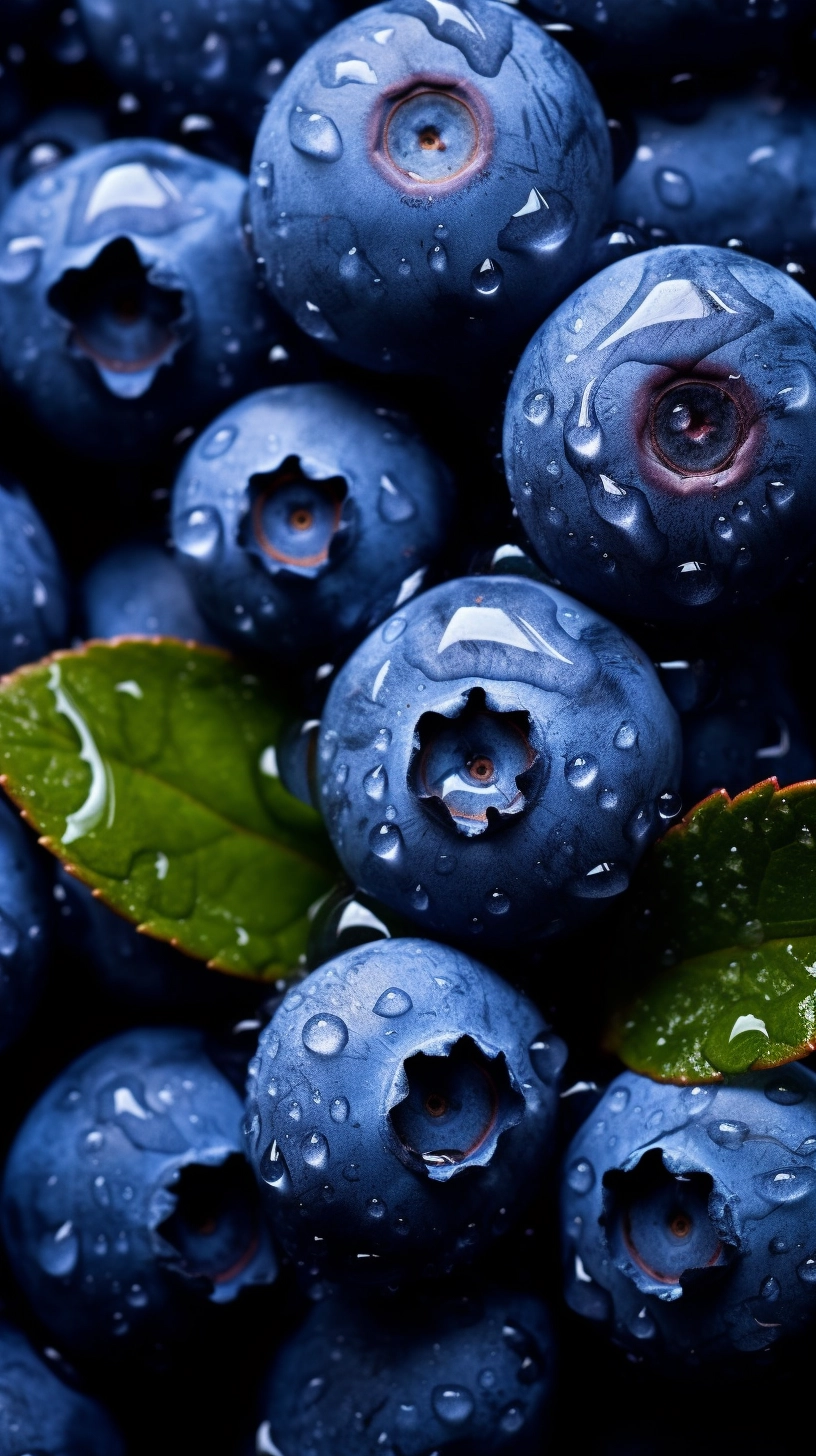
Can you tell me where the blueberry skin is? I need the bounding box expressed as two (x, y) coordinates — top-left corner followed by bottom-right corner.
(0, 795), (52, 1054)
(561, 1065), (816, 1366)
(614, 90), (816, 275)
(315, 575), (681, 946)
(527, 0), (812, 74)
(245, 938), (564, 1289)
(0, 473), (68, 675)
(0, 138), (293, 463)
(81, 541), (220, 644)
(249, 0), (611, 376)
(258, 1284), (555, 1455)
(504, 245), (816, 623)
(1, 1026), (277, 1362)
(78, 0), (341, 140)
(0, 1317), (125, 1456)
(171, 384), (455, 662)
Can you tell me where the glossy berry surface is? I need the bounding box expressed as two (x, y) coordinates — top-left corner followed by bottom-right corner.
(78, 0), (342, 139)
(316, 574), (681, 945)
(504, 245), (816, 623)
(0, 138), (293, 462)
(0, 1317), (125, 1456)
(0, 796), (52, 1054)
(614, 88), (816, 277)
(258, 1283), (556, 1455)
(81, 541), (219, 644)
(1, 1026), (277, 1361)
(171, 383), (454, 661)
(0, 473), (68, 675)
(249, 0), (611, 374)
(562, 1066), (816, 1366)
(244, 937), (564, 1289)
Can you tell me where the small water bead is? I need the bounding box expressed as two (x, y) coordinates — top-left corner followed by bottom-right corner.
(499, 1405), (525, 1435)
(679, 1085), (716, 1115)
(367, 1197), (386, 1219)
(797, 1256), (816, 1283)
(529, 1033), (568, 1083)
(765, 1081), (805, 1105)
(755, 1167), (816, 1204)
(629, 1306), (657, 1340)
(428, 244), (448, 274)
(769, 1235), (788, 1254)
(567, 1158), (595, 1194)
(471, 257), (503, 297)
(707, 1120), (750, 1149)
(478, 1368), (496, 1390)
(369, 823), (404, 860)
(486, 889), (510, 915)
(288, 1101), (302, 1121)
(657, 791), (682, 820)
(343, 1162), (361, 1181)
(613, 722), (638, 750)
(522, 388), (553, 425)
(302, 1013), (349, 1057)
(608, 1087), (629, 1114)
(597, 788), (618, 810)
(654, 167), (694, 209)
(431, 1386), (475, 1425)
(0, 911), (20, 957)
(373, 727), (392, 751)
(319, 729), (338, 765)
(301, 1131), (330, 1171)
(38, 1223), (79, 1277)
(626, 804), (653, 843)
(330, 1097), (350, 1123)
(382, 615), (408, 642)
(175, 507), (222, 559)
(92, 1175), (110, 1207)
(373, 987), (413, 1017)
(565, 754), (599, 789)
(126, 1283), (148, 1308)
(378, 475), (416, 523)
(201, 424), (237, 458)
(288, 106), (343, 161)
(363, 765), (388, 801)
(411, 884), (429, 912)
(760, 1276), (780, 1301)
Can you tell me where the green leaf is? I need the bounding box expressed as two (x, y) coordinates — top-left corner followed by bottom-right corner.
(607, 779), (816, 1082)
(0, 639), (337, 981)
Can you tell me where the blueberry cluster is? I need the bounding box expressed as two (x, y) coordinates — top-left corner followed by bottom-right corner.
(2, 1), (816, 1451)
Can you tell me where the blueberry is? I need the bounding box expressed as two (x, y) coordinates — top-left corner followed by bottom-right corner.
(1, 1026), (277, 1361)
(77, 0), (342, 141)
(257, 1283), (556, 1455)
(0, 472), (68, 674)
(245, 938), (564, 1289)
(171, 384), (454, 662)
(0, 795), (52, 1054)
(0, 138), (294, 462)
(0, 1316), (125, 1455)
(562, 1066), (816, 1364)
(0, 104), (108, 216)
(249, 0), (611, 375)
(504, 244), (816, 622)
(527, 0), (812, 74)
(314, 574), (680, 945)
(81, 541), (220, 644)
(614, 88), (816, 277)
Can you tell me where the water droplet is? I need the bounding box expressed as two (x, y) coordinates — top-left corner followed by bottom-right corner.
(499, 1405), (525, 1435)
(92, 1175), (110, 1207)
(431, 1386), (475, 1425)
(486, 889), (510, 915)
(529, 1033), (567, 1083)
(330, 1097), (350, 1123)
(343, 1162), (360, 1181)
(260, 1140), (291, 1190)
(382, 616), (407, 643)
(294, 299), (338, 342)
(798, 1256), (816, 1283)
(755, 1167), (816, 1204)
(363, 765), (388, 802)
(410, 884), (429, 912)
(175, 507), (222, 559)
(126, 1283), (148, 1307)
(0, 236), (44, 285)
(613, 722), (638, 749)
(369, 823), (403, 861)
(288, 106), (343, 161)
(769, 1235), (788, 1254)
(373, 987), (413, 1017)
(201, 424), (237, 459)
(301, 1131), (330, 1171)
(522, 388), (553, 425)
(38, 1223), (79, 1277)
(378, 476), (416, 523)
(428, 243), (448, 274)
(654, 167), (694, 209)
(471, 257), (503, 296)
(679, 1085), (716, 1115)
(302, 1014), (349, 1056)
(372, 726), (392, 752)
(565, 755), (598, 789)
(498, 188), (575, 258)
(657, 791), (682, 820)
(478, 1368), (496, 1389)
(367, 1197), (386, 1219)
(760, 1275), (780, 1301)
(629, 1306), (657, 1339)
(0, 911), (20, 957)
(765, 1081), (805, 1105)
(598, 788), (618, 810)
(608, 1087), (629, 1113)
(435, 849), (457, 875)
(707, 1120), (749, 1149)
(625, 804), (653, 843)
(567, 1158), (595, 1194)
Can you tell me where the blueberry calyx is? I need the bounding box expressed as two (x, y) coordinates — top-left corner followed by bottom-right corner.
(371, 78), (492, 193)
(154, 1153), (266, 1300)
(241, 456), (349, 578)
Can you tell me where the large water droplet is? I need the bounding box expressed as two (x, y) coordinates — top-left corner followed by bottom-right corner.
(301, 1131), (330, 1170)
(201, 424), (237, 459)
(431, 1386), (475, 1425)
(497, 188), (575, 258)
(765, 1081), (805, 1105)
(175, 507), (222, 559)
(302, 1013), (349, 1056)
(657, 791), (682, 821)
(369, 822), (403, 861)
(378, 475), (415, 523)
(522, 388), (553, 425)
(707, 1120), (749, 1149)
(38, 1222), (79, 1277)
(288, 106), (343, 161)
(0, 911), (20, 957)
(567, 1157), (595, 1194)
(755, 1167), (816, 1204)
(529, 1032), (567, 1083)
(654, 167), (694, 209)
(294, 299), (338, 342)
(330, 1096), (350, 1123)
(471, 257), (502, 297)
(260, 1140), (291, 1190)
(126, 1282), (148, 1307)
(373, 987), (413, 1017)
(565, 755), (598, 789)
(363, 765), (388, 801)
(613, 722), (638, 750)
(382, 616), (407, 643)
